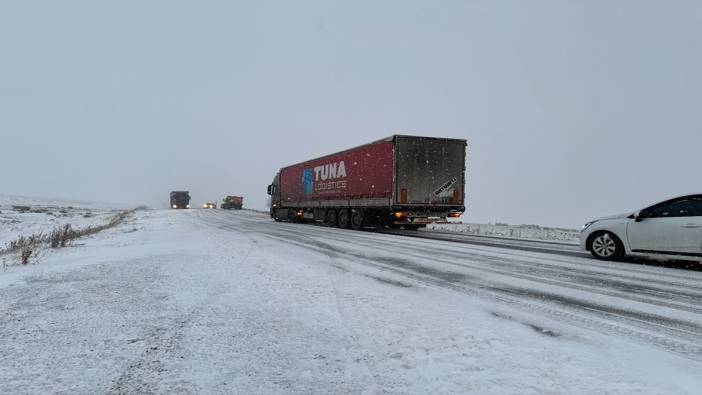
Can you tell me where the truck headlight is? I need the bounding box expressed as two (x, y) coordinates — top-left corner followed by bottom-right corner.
(172, 205), (177, 209)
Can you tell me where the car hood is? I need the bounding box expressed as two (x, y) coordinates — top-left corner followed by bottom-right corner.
(594, 212), (634, 221)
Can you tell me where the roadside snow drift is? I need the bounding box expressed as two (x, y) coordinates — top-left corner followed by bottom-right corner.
(426, 222), (580, 243)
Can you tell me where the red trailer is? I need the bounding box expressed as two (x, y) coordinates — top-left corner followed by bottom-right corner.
(267, 135), (466, 230)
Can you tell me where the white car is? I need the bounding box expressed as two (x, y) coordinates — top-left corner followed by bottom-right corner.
(580, 194), (702, 261)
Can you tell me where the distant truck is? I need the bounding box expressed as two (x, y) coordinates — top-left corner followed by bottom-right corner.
(170, 191), (191, 209)
(221, 196), (243, 210)
(267, 135), (466, 230)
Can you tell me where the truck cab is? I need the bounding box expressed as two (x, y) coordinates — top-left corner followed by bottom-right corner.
(221, 195), (244, 210)
(170, 191), (191, 209)
(267, 173), (281, 218)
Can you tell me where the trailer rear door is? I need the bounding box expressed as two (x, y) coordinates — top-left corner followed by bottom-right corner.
(394, 136), (466, 206)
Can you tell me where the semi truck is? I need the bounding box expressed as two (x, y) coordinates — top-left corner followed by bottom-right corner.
(267, 135), (466, 230)
(170, 191), (191, 209)
(221, 196), (244, 210)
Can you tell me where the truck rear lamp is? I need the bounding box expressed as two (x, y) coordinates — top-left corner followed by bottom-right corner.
(452, 189), (460, 204)
(400, 189), (408, 204)
(297, 210), (304, 217)
(448, 212), (463, 218)
(394, 211), (407, 219)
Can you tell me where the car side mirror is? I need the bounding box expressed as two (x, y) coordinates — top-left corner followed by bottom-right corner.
(267, 185), (272, 195)
(634, 211), (647, 222)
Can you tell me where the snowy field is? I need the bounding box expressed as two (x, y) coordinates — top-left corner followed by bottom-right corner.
(0, 194), (126, 248)
(426, 222), (580, 243)
(1, 207), (702, 393)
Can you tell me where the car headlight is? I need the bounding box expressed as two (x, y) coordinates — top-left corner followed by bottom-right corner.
(172, 205), (177, 209)
(581, 220), (597, 231)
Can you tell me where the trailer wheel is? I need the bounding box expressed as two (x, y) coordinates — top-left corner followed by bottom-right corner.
(338, 209), (351, 229)
(326, 209), (338, 227)
(351, 210), (364, 230)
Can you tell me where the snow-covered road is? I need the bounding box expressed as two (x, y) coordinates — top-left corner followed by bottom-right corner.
(2, 208), (702, 394)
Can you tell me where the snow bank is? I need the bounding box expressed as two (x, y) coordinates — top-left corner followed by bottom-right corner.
(427, 222), (580, 243)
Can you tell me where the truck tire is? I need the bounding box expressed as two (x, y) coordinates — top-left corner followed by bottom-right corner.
(326, 209), (338, 227)
(351, 210), (364, 230)
(338, 209), (350, 229)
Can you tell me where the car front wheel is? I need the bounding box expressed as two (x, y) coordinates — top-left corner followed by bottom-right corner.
(589, 232), (624, 261)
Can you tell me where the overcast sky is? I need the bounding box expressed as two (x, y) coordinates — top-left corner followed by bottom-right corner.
(1, 1), (701, 228)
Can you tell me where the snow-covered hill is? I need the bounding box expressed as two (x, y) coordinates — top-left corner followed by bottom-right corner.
(0, 194), (126, 248)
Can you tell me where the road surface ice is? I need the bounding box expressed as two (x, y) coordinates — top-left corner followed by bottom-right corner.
(1, 208), (702, 394)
